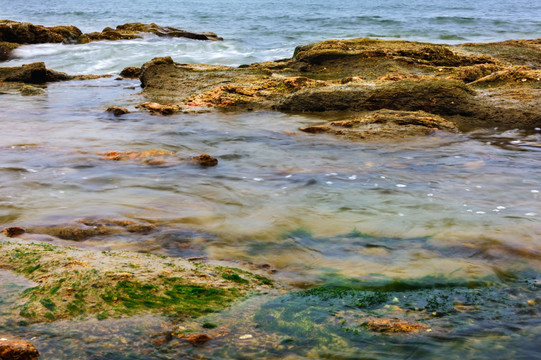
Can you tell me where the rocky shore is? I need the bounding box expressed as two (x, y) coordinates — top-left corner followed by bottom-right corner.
(136, 37), (540, 137)
(0, 20), (222, 61)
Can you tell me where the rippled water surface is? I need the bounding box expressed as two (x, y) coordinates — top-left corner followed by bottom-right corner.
(1, 1), (541, 358)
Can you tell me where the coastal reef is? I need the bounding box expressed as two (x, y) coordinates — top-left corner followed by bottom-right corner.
(139, 37), (541, 136)
(0, 20), (222, 61)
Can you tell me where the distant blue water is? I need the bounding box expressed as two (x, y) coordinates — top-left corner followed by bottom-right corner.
(1, 0), (540, 72)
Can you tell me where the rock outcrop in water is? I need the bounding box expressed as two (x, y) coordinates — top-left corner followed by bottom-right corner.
(139, 37), (541, 137)
(0, 20), (222, 60)
(0, 62), (72, 83)
(0, 20), (81, 60)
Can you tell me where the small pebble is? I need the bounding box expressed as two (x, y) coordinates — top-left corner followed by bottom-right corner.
(239, 334), (253, 340)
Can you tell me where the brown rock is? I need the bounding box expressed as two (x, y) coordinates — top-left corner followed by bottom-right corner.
(119, 66), (141, 79)
(100, 149), (175, 165)
(0, 62), (72, 84)
(0, 41), (20, 61)
(191, 154), (218, 167)
(300, 110), (458, 141)
(0, 339), (40, 360)
(184, 333), (213, 346)
(106, 106), (130, 116)
(0, 20), (82, 44)
(365, 318), (429, 333)
(137, 102), (180, 115)
(3, 227), (25, 237)
(79, 23), (222, 44)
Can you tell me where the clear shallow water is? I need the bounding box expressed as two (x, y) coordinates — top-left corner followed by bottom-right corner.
(1, 1), (541, 358)
(2, 0), (541, 73)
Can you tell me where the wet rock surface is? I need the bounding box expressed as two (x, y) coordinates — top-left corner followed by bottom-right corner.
(0, 62), (72, 84)
(299, 110), (458, 141)
(0, 20), (222, 61)
(79, 23), (222, 43)
(139, 37), (541, 134)
(0, 338), (40, 360)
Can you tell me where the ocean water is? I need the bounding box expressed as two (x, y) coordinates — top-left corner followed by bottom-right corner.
(1, 1), (541, 359)
(1, 0), (541, 73)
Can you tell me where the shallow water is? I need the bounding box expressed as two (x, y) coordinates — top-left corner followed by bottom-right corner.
(1, 1), (541, 358)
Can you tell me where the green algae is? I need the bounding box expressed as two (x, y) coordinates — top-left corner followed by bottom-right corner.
(0, 240), (267, 323)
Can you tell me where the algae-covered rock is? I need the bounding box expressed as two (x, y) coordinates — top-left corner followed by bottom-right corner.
(0, 239), (272, 323)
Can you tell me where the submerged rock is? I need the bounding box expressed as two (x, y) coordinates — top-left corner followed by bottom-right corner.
(3, 226), (26, 237)
(364, 318), (429, 333)
(191, 154), (218, 167)
(299, 110), (458, 141)
(100, 149), (175, 165)
(0, 338), (40, 360)
(19, 84), (46, 96)
(106, 106), (130, 116)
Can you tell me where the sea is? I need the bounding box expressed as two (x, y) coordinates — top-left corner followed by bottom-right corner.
(1, 1), (541, 359)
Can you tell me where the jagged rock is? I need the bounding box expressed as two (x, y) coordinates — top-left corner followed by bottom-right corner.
(119, 66), (142, 78)
(0, 62), (72, 83)
(0, 338), (40, 360)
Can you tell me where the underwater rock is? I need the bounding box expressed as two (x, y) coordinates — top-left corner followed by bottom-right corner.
(191, 154), (218, 167)
(299, 110), (458, 141)
(119, 66), (142, 79)
(100, 149), (175, 165)
(0, 62), (72, 83)
(0, 338), (40, 360)
(106, 106), (130, 116)
(19, 85), (45, 96)
(184, 333), (213, 346)
(364, 318), (429, 333)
